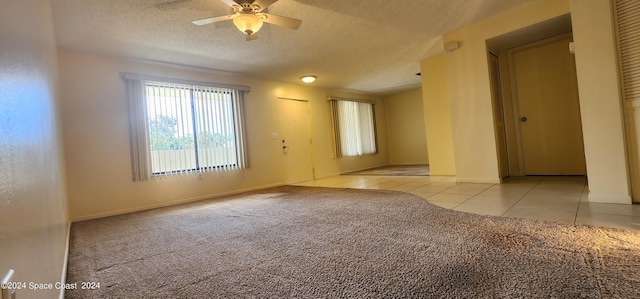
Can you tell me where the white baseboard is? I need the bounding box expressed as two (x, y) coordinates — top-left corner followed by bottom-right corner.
(429, 172), (456, 176)
(455, 177), (502, 184)
(587, 193), (632, 204)
(71, 182), (287, 222)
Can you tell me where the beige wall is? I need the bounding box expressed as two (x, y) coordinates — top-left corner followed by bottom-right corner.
(58, 51), (390, 221)
(440, 0), (571, 183)
(421, 0), (633, 203)
(570, 0), (632, 203)
(383, 88), (429, 165)
(0, 1), (69, 298)
(420, 54), (456, 175)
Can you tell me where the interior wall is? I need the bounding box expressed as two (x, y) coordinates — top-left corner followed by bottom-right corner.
(420, 54), (456, 175)
(0, 1), (69, 298)
(570, 0), (631, 204)
(58, 51), (390, 221)
(383, 88), (429, 165)
(440, 0), (571, 183)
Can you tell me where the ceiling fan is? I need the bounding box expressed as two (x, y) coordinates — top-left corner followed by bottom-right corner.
(192, 0), (302, 41)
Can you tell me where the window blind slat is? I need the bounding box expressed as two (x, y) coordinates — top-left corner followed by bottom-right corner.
(616, 0), (640, 203)
(232, 89), (248, 168)
(125, 78), (248, 180)
(617, 0), (640, 103)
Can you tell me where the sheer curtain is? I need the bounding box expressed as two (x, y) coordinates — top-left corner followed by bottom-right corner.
(358, 102), (377, 155)
(123, 73), (249, 181)
(328, 97), (377, 158)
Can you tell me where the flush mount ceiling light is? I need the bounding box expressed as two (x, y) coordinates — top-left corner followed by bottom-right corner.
(301, 76), (317, 83)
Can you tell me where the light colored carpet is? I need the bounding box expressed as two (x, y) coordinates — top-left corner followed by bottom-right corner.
(66, 186), (640, 298)
(346, 165), (430, 176)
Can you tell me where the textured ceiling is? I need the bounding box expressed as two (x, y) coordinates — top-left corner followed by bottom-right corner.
(51, 0), (537, 95)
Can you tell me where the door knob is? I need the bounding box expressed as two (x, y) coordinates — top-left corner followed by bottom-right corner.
(520, 116), (528, 122)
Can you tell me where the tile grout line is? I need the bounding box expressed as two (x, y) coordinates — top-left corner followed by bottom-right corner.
(447, 184), (496, 209)
(499, 177), (546, 217)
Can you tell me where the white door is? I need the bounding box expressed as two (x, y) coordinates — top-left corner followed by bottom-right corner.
(278, 98), (314, 183)
(512, 35), (586, 175)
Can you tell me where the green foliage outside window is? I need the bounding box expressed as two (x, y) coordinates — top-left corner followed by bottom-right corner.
(149, 115), (233, 151)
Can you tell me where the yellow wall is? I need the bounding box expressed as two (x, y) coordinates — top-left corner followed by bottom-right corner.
(0, 1), (69, 298)
(420, 54), (456, 175)
(58, 51), (390, 221)
(421, 0), (632, 203)
(570, 0), (632, 203)
(383, 88), (429, 165)
(441, 0), (570, 183)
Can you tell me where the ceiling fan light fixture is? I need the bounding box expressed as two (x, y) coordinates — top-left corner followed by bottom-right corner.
(233, 13), (264, 35)
(301, 75), (316, 83)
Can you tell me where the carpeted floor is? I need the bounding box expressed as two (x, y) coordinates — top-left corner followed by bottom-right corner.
(346, 165), (430, 176)
(66, 186), (640, 298)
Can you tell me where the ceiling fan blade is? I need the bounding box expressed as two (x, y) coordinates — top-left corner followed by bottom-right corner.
(192, 15), (234, 26)
(251, 0), (278, 12)
(261, 13), (301, 30)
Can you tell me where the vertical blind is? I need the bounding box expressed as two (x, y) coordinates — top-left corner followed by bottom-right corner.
(616, 0), (640, 101)
(616, 0), (640, 199)
(123, 74), (249, 181)
(329, 97), (377, 157)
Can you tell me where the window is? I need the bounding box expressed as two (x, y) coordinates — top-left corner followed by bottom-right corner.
(123, 74), (249, 181)
(329, 97), (377, 157)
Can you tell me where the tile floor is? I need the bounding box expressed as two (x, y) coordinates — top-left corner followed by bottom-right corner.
(294, 175), (640, 230)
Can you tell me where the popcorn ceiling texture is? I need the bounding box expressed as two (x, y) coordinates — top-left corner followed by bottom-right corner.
(66, 186), (640, 298)
(50, 0), (537, 95)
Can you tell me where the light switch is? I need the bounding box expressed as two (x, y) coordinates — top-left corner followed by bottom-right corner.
(271, 133), (278, 139)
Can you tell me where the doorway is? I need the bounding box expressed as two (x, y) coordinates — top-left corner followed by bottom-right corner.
(509, 34), (586, 175)
(277, 97), (314, 183)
